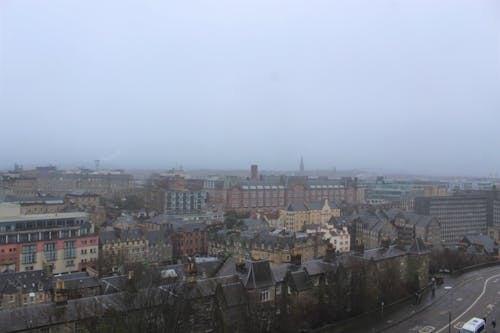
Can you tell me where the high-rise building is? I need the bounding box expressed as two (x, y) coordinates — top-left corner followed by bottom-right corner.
(414, 195), (488, 243)
(299, 157), (304, 173)
(250, 165), (258, 180)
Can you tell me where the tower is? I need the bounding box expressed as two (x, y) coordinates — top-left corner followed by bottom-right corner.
(251, 165), (258, 180)
(299, 156), (304, 173)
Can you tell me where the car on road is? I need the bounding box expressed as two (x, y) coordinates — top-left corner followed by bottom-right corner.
(460, 317), (485, 333)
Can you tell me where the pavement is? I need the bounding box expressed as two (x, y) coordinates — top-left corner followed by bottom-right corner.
(318, 266), (500, 333)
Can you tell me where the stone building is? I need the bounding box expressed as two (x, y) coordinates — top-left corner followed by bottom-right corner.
(65, 191), (106, 227)
(208, 231), (328, 266)
(350, 210), (398, 250)
(279, 199), (341, 233)
(99, 228), (173, 268)
(386, 209), (441, 247)
(0, 270), (52, 310)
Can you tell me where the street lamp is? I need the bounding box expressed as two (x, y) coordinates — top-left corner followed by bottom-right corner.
(444, 286), (452, 333)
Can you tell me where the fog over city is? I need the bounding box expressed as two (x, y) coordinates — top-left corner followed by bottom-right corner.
(1, 0), (499, 176)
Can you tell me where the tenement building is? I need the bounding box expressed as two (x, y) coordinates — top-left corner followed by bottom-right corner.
(99, 228), (173, 268)
(385, 209), (441, 247)
(208, 230), (328, 266)
(279, 199), (341, 232)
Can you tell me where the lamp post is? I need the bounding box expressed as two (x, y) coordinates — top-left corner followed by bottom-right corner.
(444, 286), (453, 333)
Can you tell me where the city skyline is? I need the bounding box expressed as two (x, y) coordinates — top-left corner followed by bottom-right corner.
(2, 0), (499, 176)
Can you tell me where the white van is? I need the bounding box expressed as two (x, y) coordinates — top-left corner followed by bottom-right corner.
(460, 318), (485, 333)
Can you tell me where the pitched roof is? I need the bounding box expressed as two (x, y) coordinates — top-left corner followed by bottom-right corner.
(290, 270), (313, 292)
(407, 238), (430, 254)
(362, 245), (407, 261)
(302, 259), (336, 276)
(0, 270), (51, 295)
(271, 264), (293, 283)
(219, 282), (248, 307)
(387, 208), (436, 228)
(216, 256), (238, 277)
(462, 234), (496, 254)
(243, 260), (274, 289)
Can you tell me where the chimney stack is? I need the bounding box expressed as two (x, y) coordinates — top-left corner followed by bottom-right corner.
(54, 280), (68, 306)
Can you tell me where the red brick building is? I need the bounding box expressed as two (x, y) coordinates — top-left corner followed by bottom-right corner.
(168, 222), (208, 259)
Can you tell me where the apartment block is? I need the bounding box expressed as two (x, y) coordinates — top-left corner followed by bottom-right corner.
(0, 203), (98, 274)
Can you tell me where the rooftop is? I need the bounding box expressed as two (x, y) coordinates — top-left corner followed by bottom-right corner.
(0, 211), (89, 222)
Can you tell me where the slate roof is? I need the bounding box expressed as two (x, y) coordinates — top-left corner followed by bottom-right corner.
(216, 256), (238, 277)
(302, 259), (336, 276)
(242, 218), (270, 231)
(99, 229), (170, 244)
(182, 275), (240, 300)
(0, 270), (51, 295)
(243, 260), (274, 289)
(353, 211), (390, 232)
(407, 238), (430, 255)
(290, 270), (313, 291)
(101, 275), (128, 294)
(169, 221), (208, 233)
(462, 235), (497, 254)
(0, 288), (168, 332)
(271, 264), (293, 283)
(52, 272), (101, 290)
(362, 245), (407, 261)
(286, 200), (338, 212)
(219, 282), (248, 307)
(196, 259), (223, 278)
(387, 209), (436, 228)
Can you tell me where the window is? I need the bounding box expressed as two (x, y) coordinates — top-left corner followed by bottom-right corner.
(9, 295), (14, 303)
(66, 260), (75, 267)
(260, 288), (270, 303)
(64, 241), (76, 259)
(22, 245), (37, 264)
(43, 243), (57, 262)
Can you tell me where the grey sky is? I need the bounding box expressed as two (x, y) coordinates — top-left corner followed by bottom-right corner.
(1, 0), (499, 176)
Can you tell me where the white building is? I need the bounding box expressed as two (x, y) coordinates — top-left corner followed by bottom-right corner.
(304, 224), (351, 253)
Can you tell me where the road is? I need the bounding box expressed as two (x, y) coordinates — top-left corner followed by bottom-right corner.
(383, 267), (500, 333)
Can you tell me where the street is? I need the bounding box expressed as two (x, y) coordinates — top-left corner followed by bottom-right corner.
(383, 267), (500, 333)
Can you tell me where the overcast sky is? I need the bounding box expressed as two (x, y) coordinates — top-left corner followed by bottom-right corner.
(1, 0), (499, 176)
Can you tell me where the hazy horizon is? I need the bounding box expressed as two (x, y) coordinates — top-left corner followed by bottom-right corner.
(1, 0), (499, 176)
